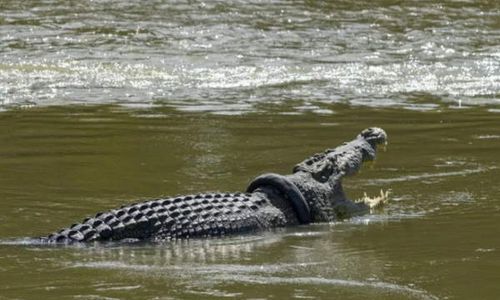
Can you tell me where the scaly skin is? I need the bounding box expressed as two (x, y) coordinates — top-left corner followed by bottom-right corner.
(40, 127), (387, 243)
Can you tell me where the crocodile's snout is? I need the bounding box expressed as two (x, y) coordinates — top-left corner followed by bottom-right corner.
(359, 127), (387, 146)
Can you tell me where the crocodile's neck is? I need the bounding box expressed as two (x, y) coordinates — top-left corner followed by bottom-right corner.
(285, 171), (345, 222)
(252, 186), (300, 225)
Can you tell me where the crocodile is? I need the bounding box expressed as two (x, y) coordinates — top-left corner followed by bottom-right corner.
(40, 127), (388, 243)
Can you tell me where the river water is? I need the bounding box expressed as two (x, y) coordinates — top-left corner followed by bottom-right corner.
(1, 1), (500, 299)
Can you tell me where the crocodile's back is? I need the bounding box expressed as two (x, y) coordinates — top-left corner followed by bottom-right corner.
(42, 192), (286, 243)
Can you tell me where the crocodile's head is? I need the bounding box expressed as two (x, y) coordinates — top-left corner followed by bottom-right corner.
(288, 127), (388, 221)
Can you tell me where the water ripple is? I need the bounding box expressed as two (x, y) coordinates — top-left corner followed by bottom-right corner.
(365, 166), (496, 185)
(73, 261), (436, 299)
(215, 275), (438, 300)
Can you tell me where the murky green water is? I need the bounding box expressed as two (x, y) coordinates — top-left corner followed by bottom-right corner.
(1, 0), (500, 299)
(1, 106), (500, 299)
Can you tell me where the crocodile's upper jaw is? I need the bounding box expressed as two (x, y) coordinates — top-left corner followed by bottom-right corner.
(293, 127), (387, 182)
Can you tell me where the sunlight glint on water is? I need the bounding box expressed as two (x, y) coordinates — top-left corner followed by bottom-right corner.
(1, 0), (499, 112)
